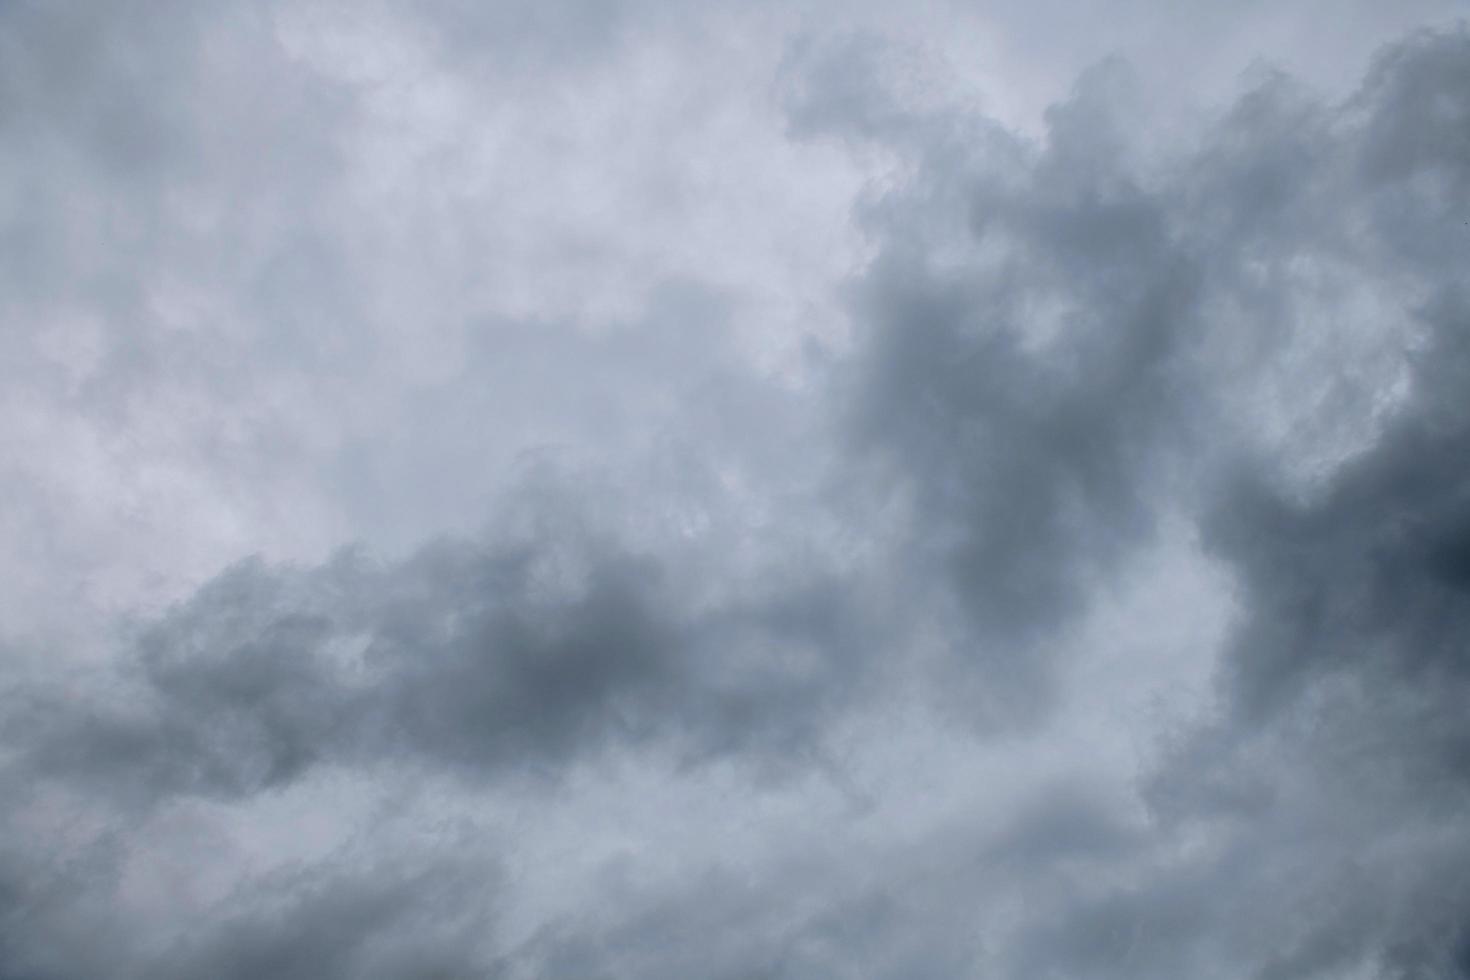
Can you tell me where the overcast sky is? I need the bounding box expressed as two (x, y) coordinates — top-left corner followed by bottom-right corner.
(3, 2), (1470, 977)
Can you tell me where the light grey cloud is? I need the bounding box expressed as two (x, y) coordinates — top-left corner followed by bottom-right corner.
(152, 858), (500, 980)
(4, 2), (1470, 978)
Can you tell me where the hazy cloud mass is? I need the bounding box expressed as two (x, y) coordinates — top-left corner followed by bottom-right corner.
(3, 2), (1470, 977)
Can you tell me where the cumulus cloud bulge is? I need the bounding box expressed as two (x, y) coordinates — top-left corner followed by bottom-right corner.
(3, 0), (1470, 976)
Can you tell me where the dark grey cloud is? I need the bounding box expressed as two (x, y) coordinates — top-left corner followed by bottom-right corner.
(6, 490), (869, 809)
(0, 477), (872, 974)
(787, 37), (1205, 728)
(1029, 27), (1470, 980)
(512, 24), (1470, 979)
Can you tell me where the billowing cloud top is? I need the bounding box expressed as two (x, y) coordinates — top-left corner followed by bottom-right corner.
(3, 2), (1469, 978)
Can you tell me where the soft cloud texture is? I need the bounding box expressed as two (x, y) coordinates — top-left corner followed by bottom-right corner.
(3, 2), (1469, 977)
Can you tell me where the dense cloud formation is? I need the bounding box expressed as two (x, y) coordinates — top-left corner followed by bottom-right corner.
(3, 2), (1470, 977)
(12, 510), (874, 808)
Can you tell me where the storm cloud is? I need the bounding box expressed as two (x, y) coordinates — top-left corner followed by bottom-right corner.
(3, 2), (1470, 978)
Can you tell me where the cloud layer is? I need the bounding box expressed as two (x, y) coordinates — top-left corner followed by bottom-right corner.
(3, 3), (1469, 977)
